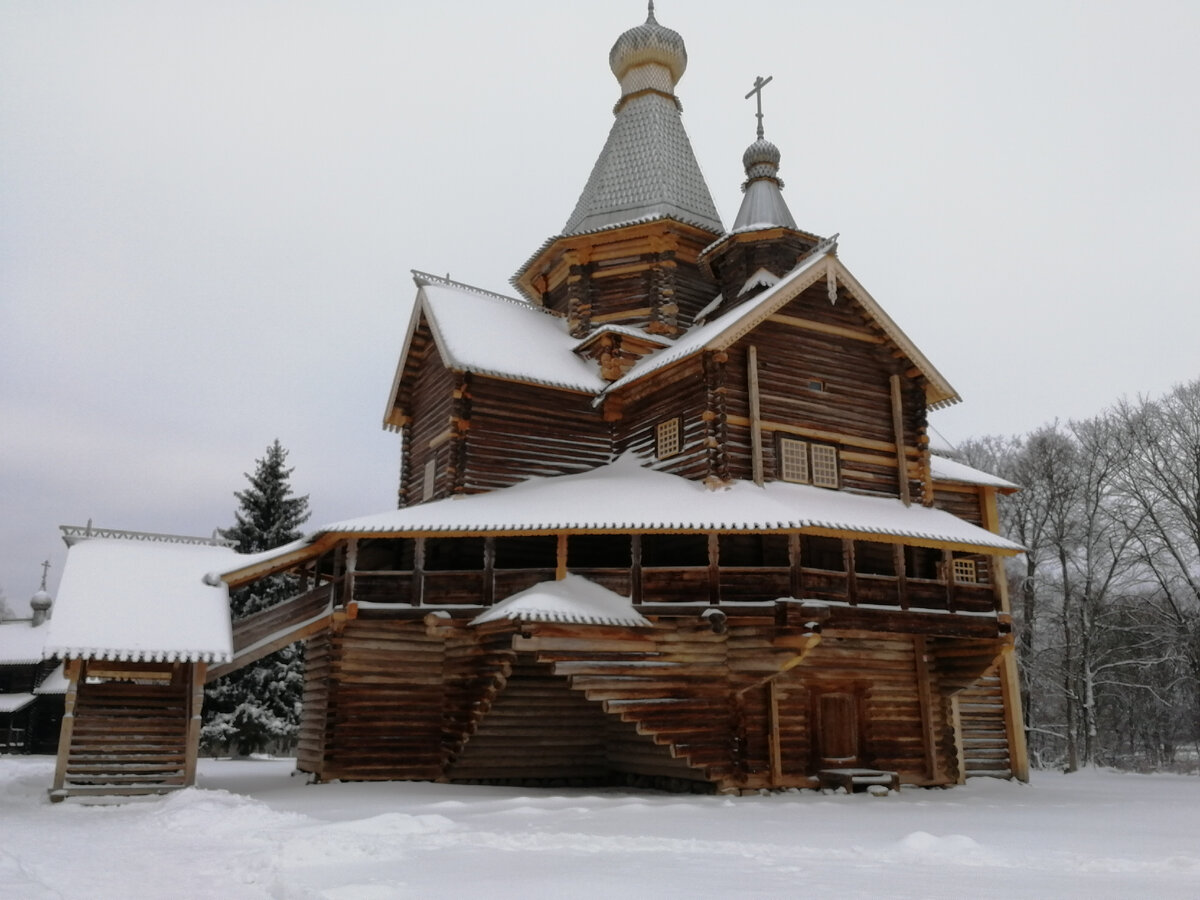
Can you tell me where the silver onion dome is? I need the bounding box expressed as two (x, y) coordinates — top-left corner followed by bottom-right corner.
(609, 3), (687, 85)
(742, 137), (782, 181)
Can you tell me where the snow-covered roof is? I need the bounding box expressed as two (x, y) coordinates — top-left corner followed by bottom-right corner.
(931, 456), (1019, 492)
(45, 538), (238, 664)
(384, 274), (605, 429)
(312, 455), (1021, 554)
(34, 663), (69, 695)
(0, 693), (36, 714)
(0, 620), (47, 665)
(470, 574), (651, 628)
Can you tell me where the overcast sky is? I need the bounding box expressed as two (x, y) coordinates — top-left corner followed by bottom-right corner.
(2, 1), (1197, 609)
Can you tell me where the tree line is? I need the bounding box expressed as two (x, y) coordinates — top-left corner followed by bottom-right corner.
(959, 378), (1200, 771)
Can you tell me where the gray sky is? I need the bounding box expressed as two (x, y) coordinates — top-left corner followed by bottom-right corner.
(2, 1), (1198, 609)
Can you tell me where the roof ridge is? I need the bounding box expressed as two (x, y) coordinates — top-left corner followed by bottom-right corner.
(412, 270), (557, 317)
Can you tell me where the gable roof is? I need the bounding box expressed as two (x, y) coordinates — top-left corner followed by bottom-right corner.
(470, 574), (651, 628)
(601, 241), (961, 409)
(383, 273), (607, 430)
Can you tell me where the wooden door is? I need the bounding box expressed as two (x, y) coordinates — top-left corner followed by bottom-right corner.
(815, 691), (860, 767)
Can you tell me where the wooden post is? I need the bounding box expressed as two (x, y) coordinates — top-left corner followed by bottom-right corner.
(345, 538), (358, 617)
(894, 543), (909, 610)
(50, 659), (82, 799)
(483, 536), (495, 606)
(913, 637), (940, 782)
(998, 646), (1030, 782)
(555, 533), (568, 581)
(184, 661), (207, 786)
(707, 532), (720, 605)
(889, 374), (911, 506)
(844, 540), (857, 605)
(949, 695), (967, 784)
(414, 537), (426, 607)
(630, 534), (643, 605)
(943, 549), (956, 612)
(768, 681), (782, 785)
(980, 486), (1009, 614)
(748, 345), (764, 486)
(788, 533), (804, 598)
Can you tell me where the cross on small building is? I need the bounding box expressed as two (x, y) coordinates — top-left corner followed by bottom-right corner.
(39, 559), (51, 590)
(745, 74), (774, 139)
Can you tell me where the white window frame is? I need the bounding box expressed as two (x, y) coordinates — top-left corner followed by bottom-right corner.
(810, 444), (839, 489)
(779, 437), (810, 483)
(656, 418), (681, 459)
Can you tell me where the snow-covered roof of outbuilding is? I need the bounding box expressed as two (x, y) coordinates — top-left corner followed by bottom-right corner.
(0, 693), (36, 714)
(471, 574), (651, 628)
(313, 455), (1021, 554)
(44, 538), (238, 664)
(931, 456), (1019, 492)
(0, 620), (47, 665)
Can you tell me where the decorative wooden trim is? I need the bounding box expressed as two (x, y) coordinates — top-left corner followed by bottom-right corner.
(890, 374), (911, 506)
(748, 345), (764, 485)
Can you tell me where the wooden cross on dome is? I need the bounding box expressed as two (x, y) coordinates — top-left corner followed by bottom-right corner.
(745, 74), (774, 139)
(39, 559), (50, 590)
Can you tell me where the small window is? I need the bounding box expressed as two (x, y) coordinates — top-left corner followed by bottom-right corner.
(779, 438), (810, 483)
(811, 445), (839, 489)
(806, 379), (825, 393)
(656, 418), (681, 459)
(422, 459), (436, 500)
(953, 558), (977, 583)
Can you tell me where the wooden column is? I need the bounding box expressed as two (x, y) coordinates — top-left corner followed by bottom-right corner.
(889, 374), (911, 506)
(913, 637), (940, 782)
(483, 536), (495, 606)
(630, 534), (643, 605)
(894, 543), (909, 610)
(748, 345), (764, 486)
(50, 659), (82, 799)
(949, 695), (968, 784)
(345, 538), (358, 616)
(788, 533), (804, 598)
(555, 533), (568, 581)
(414, 537), (426, 607)
(184, 661), (207, 786)
(707, 532), (720, 605)
(844, 540), (857, 605)
(943, 550), (956, 612)
(768, 681), (783, 785)
(998, 646), (1030, 782)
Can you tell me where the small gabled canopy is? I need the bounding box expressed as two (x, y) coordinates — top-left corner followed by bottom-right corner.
(471, 574), (651, 628)
(602, 240), (961, 410)
(383, 273), (606, 431)
(45, 537), (237, 664)
(931, 456), (1020, 494)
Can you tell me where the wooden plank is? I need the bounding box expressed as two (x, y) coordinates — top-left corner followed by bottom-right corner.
(748, 344), (764, 486)
(184, 662), (205, 786)
(890, 374), (911, 505)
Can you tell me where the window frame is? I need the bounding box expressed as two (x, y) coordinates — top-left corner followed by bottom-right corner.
(655, 417), (682, 459)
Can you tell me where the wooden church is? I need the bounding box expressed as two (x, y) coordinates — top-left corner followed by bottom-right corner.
(44, 5), (1027, 798)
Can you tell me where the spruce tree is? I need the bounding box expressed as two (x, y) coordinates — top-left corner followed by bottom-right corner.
(202, 440), (311, 756)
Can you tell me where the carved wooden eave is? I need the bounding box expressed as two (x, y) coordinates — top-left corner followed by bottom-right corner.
(600, 248), (961, 412)
(511, 218), (719, 304)
(696, 224), (823, 281)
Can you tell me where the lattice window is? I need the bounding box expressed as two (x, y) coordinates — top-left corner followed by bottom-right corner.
(953, 558), (978, 584)
(811, 444), (839, 489)
(422, 458), (436, 501)
(779, 438), (810, 483)
(656, 418), (681, 459)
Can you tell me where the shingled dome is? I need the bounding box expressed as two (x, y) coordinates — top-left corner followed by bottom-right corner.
(609, 4), (687, 84)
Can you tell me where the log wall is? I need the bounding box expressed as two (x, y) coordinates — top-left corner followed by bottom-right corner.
(400, 332), (456, 505)
(955, 667), (1013, 778)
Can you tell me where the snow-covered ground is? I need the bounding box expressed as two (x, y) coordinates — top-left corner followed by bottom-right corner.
(2, 757), (1198, 899)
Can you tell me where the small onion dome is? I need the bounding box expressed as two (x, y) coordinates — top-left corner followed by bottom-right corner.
(743, 137), (783, 183)
(30, 589), (52, 613)
(609, 4), (687, 85)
